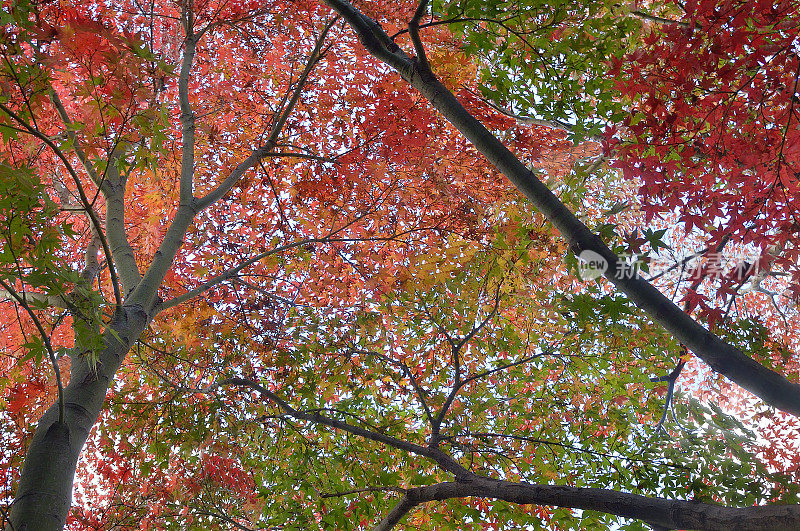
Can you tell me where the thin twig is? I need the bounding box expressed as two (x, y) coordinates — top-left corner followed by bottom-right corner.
(0, 102), (123, 308)
(630, 10), (690, 28)
(319, 486), (405, 498)
(354, 348), (435, 428)
(0, 278), (65, 423)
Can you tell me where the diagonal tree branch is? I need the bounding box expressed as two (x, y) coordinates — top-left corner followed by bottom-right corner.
(322, 0), (800, 417)
(374, 478), (800, 531)
(48, 89), (101, 187)
(0, 290), (67, 309)
(194, 17), (337, 211)
(130, 19), (336, 312)
(157, 217), (436, 312)
(0, 102), (123, 308)
(482, 97), (604, 142)
(218, 377), (470, 478)
(373, 494), (418, 531)
(155, 237), (319, 312)
(630, 10), (690, 28)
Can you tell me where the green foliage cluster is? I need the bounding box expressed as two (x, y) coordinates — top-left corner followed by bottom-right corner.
(432, 0), (642, 141)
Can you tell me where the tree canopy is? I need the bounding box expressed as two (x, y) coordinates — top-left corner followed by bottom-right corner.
(1, 0), (800, 529)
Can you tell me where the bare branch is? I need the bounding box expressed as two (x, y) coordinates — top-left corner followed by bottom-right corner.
(266, 151), (337, 163)
(373, 494), (418, 531)
(104, 152), (142, 293)
(192, 509), (254, 531)
(484, 99), (603, 142)
(456, 431), (684, 467)
(218, 377), (470, 478)
(461, 352), (546, 389)
(432, 285), (503, 442)
(0, 290), (67, 308)
(650, 359), (686, 434)
(408, 0), (431, 74)
(354, 348), (435, 429)
(48, 90), (101, 187)
(630, 10), (690, 28)
(177, 16), (199, 205)
(454, 284), (502, 353)
(157, 219), (434, 312)
(319, 486), (405, 499)
(156, 237), (319, 312)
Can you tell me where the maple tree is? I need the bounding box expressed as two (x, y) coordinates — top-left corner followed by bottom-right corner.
(1, 0), (800, 529)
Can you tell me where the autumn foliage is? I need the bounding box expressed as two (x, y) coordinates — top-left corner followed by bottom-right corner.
(1, 0), (800, 529)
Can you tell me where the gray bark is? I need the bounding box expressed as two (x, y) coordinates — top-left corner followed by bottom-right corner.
(5, 15), (332, 530)
(8, 3), (800, 529)
(375, 479), (800, 531)
(8, 305), (150, 530)
(322, 0), (800, 416)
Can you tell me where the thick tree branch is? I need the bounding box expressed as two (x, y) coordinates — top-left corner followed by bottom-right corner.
(127, 199), (198, 311)
(324, 0), (800, 417)
(408, 0), (431, 74)
(133, 20), (335, 311)
(178, 18), (198, 205)
(103, 152), (142, 293)
(377, 478), (800, 531)
(9, 302), (151, 529)
(155, 237), (320, 312)
(0, 102), (122, 308)
(81, 224), (102, 283)
(373, 494), (418, 531)
(323, 0), (413, 75)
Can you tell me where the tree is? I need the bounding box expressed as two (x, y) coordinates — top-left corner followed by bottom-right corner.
(1, 0), (799, 529)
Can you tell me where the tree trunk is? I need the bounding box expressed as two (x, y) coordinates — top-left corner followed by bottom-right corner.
(8, 304), (149, 531)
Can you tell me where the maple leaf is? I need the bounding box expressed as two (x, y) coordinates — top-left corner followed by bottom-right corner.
(2, 0), (800, 529)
